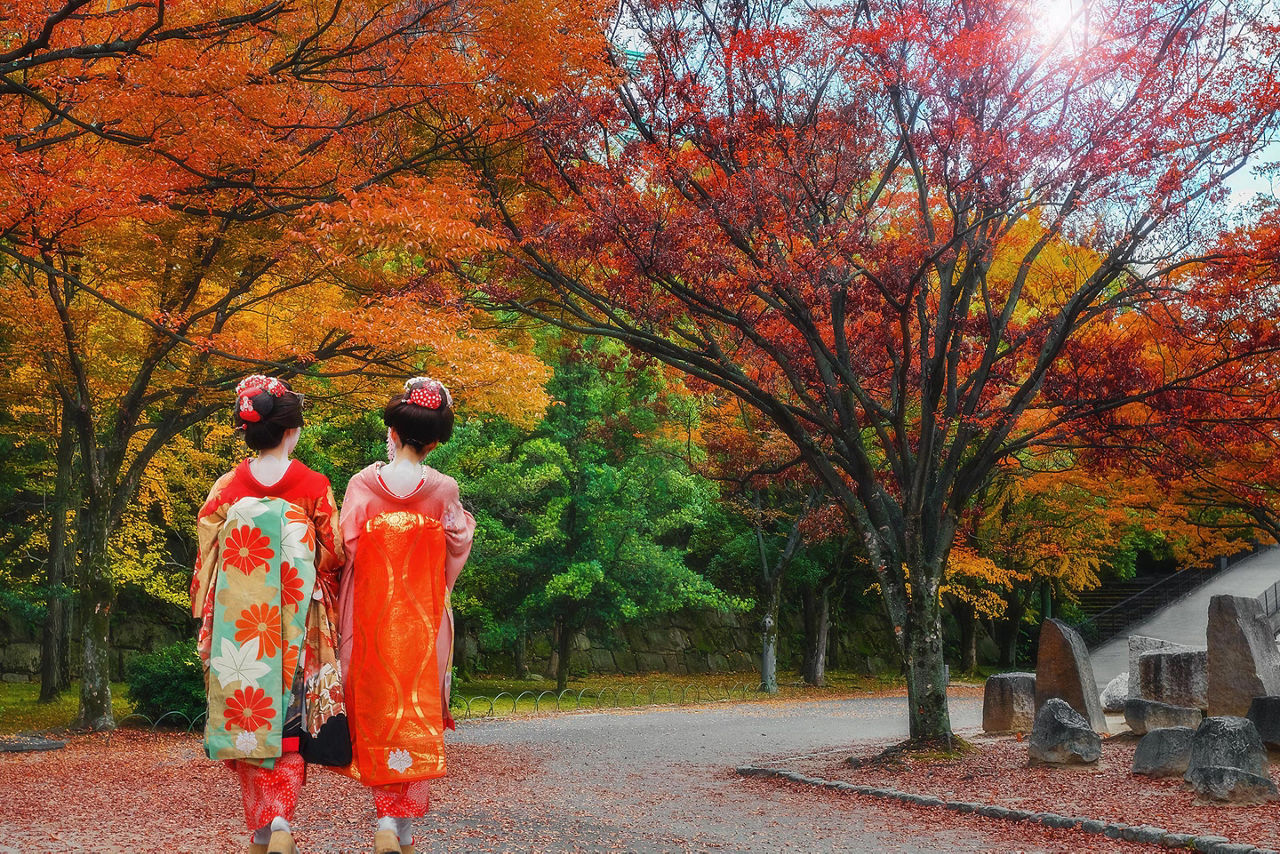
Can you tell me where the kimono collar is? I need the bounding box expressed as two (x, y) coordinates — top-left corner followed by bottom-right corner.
(237, 458), (303, 494)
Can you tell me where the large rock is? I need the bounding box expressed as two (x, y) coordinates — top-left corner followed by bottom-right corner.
(1128, 636), (1191, 699)
(1137, 648), (1208, 710)
(1186, 766), (1279, 805)
(1246, 696), (1280, 749)
(1132, 727), (1195, 778)
(1100, 673), (1129, 713)
(1028, 698), (1102, 766)
(983, 672), (1036, 733)
(1124, 698), (1202, 735)
(1035, 619), (1106, 732)
(1184, 716), (1269, 783)
(1206, 595), (1280, 716)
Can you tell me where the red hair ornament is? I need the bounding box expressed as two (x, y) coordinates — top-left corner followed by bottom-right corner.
(408, 385), (443, 409)
(237, 391), (263, 423)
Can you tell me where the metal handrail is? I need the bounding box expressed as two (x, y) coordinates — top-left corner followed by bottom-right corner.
(1260, 578), (1280, 618)
(1078, 549), (1254, 647)
(103, 680), (792, 740)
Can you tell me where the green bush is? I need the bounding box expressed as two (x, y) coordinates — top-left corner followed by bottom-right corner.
(124, 639), (206, 724)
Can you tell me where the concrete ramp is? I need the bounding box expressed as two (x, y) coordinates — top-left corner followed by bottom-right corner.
(1089, 546), (1280, 687)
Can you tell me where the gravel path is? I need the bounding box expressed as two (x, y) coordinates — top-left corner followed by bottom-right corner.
(0, 688), (1159, 852)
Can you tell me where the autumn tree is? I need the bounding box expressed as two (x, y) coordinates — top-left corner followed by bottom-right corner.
(1, 0), (601, 728)
(471, 0), (1280, 740)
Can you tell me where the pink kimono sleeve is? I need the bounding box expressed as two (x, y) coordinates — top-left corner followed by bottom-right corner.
(440, 478), (474, 590)
(337, 474), (376, 676)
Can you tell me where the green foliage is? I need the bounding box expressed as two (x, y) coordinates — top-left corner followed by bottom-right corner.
(124, 639), (205, 723)
(435, 337), (746, 657)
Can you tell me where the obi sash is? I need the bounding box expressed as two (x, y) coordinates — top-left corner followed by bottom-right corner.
(343, 511), (449, 785)
(204, 497), (317, 766)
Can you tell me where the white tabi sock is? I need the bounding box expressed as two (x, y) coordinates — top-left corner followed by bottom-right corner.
(376, 816), (413, 845)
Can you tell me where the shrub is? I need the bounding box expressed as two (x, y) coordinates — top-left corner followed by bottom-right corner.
(124, 639), (205, 724)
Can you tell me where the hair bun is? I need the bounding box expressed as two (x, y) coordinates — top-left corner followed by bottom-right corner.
(236, 388), (276, 424)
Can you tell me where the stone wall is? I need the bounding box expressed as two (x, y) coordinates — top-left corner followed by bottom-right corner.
(456, 605), (900, 679)
(3, 593), (899, 683)
(0, 589), (190, 683)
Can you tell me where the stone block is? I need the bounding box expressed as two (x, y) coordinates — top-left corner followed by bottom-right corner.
(1138, 648), (1208, 710)
(1124, 698), (1202, 735)
(1184, 716), (1269, 782)
(983, 672), (1036, 733)
(612, 650), (638, 674)
(588, 648), (617, 672)
(1100, 673), (1129, 713)
(1132, 726), (1195, 777)
(1028, 698), (1102, 766)
(1186, 765), (1279, 805)
(0, 642), (40, 674)
(1206, 594), (1280, 716)
(1246, 695), (1280, 749)
(1129, 636), (1192, 699)
(1035, 619), (1105, 732)
(636, 652), (666, 672)
(684, 655), (710, 675)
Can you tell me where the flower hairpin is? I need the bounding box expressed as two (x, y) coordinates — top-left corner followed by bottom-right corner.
(236, 374), (288, 398)
(404, 376), (451, 410)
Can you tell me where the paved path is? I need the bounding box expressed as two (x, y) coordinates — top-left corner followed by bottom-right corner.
(1090, 546), (1280, 687)
(3, 688), (1140, 853)
(434, 691), (986, 852)
(5, 686), (1100, 854)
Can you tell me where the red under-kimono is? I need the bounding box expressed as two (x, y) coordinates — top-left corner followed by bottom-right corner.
(191, 459), (343, 831)
(337, 463), (475, 817)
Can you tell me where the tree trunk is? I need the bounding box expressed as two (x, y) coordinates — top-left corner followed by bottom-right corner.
(956, 600), (978, 674)
(555, 620), (573, 693)
(997, 595), (1027, 668)
(73, 503), (114, 730)
(760, 570), (782, 694)
(513, 629), (529, 679)
(39, 413), (76, 703)
(801, 584), (830, 687)
(903, 574), (952, 743)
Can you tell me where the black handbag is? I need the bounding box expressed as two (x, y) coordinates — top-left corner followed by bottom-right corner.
(299, 712), (352, 766)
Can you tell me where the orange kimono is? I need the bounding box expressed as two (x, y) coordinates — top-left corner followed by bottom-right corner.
(337, 464), (474, 813)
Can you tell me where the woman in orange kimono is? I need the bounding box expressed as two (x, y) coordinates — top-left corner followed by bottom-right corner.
(337, 377), (474, 854)
(191, 376), (345, 854)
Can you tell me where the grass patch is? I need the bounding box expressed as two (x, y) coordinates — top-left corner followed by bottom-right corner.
(0, 682), (133, 735)
(0, 670), (910, 732)
(452, 670), (906, 719)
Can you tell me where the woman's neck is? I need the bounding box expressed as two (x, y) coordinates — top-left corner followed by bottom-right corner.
(381, 451), (428, 496)
(248, 446), (292, 487)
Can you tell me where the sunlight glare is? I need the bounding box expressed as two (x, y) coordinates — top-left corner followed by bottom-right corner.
(1034, 0), (1078, 37)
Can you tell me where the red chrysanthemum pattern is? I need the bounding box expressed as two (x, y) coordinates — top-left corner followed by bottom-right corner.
(223, 525), (274, 575)
(235, 603), (282, 659)
(224, 685), (276, 732)
(279, 561), (304, 606)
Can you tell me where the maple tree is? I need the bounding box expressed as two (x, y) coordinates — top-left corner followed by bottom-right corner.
(0, 0), (601, 728)
(471, 0), (1280, 739)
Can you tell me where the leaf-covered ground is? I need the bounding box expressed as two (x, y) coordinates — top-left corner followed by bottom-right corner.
(782, 733), (1280, 849)
(2, 695), (1246, 853)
